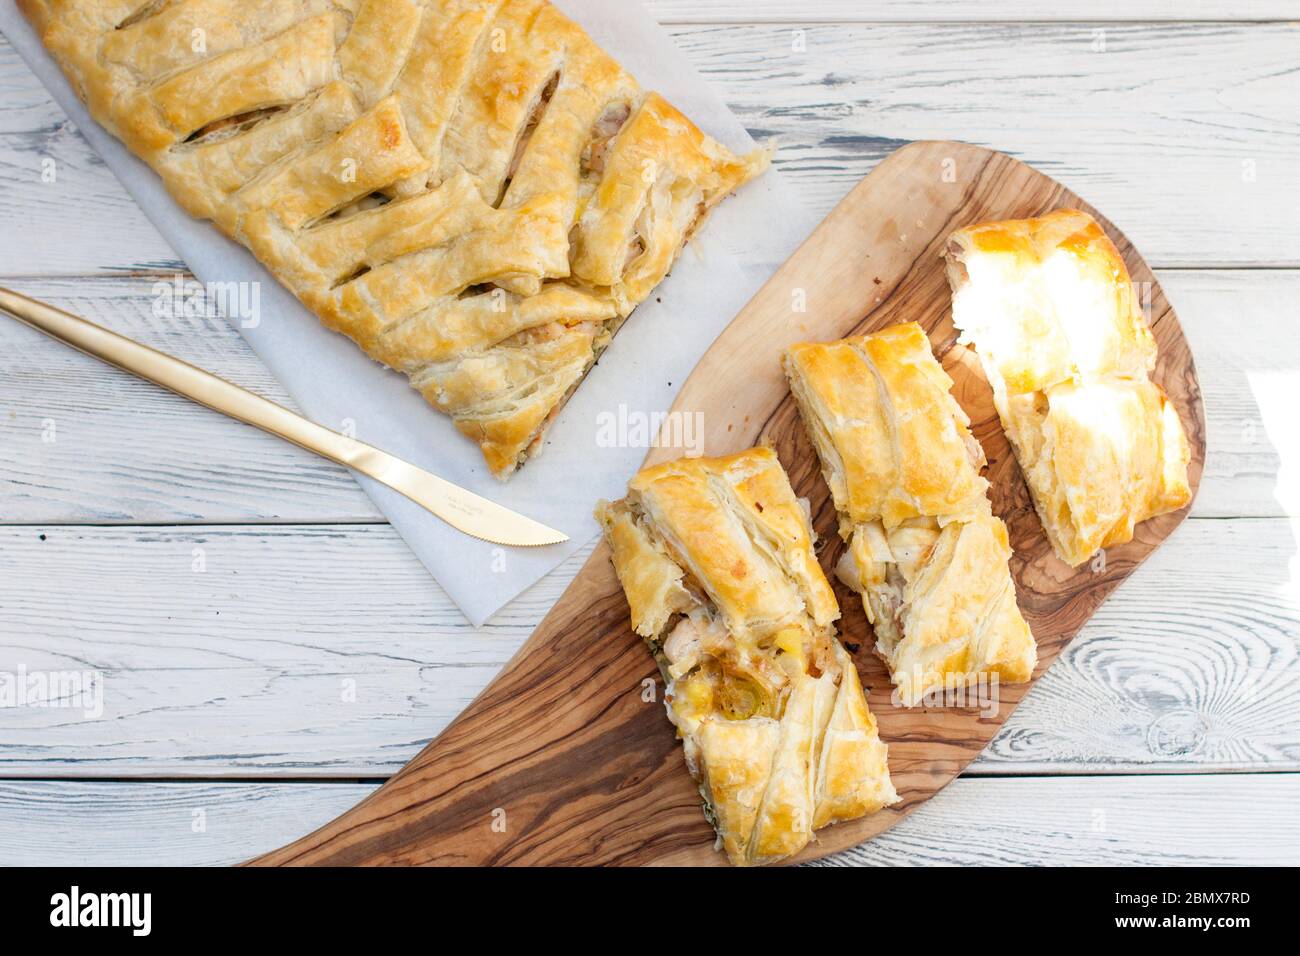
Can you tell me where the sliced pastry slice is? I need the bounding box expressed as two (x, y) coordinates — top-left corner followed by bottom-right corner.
(784, 322), (1037, 706)
(596, 447), (897, 866)
(21, 0), (767, 478)
(944, 209), (1193, 564)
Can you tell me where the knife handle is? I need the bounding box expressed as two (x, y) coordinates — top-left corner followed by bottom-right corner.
(0, 285), (373, 473)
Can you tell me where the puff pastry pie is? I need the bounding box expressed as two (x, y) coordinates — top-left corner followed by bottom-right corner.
(784, 323), (1037, 706)
(21, 0), (767, 478)
(596, 447), (897, 866)
(944, 209), (1192, 565)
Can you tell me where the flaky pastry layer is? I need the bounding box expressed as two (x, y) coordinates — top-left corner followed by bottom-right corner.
(597, 447), (897, 866)
(784, 323), (1037, 706)
(22, 0), (767, 477)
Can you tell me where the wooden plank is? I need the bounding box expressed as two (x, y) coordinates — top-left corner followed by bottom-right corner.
(0, 781), (376, 867)
(664, 22), (1300, 267)
(0, 526), (582, 777)
(1171, 270), (1300, 521)
(2, 22), (1298, 273)
(0, 774), (1294, 866)
(0, 518), (1292, 779)
(0, 41), (181, 275)
(643, 0), (1298, 22)
(0, 276), (380, 522)
(0, 267), (1292, 524)
(815, 774), (1300, 867)
(984, 517), (1300, 773)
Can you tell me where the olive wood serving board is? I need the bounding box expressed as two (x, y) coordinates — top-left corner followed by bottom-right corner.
(253, 141), (1206, 866)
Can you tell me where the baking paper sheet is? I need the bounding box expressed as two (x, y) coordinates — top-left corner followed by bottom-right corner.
(0, 2), (815, 624)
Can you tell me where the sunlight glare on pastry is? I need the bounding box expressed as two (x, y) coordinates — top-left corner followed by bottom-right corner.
(945, 209), (1192, 566)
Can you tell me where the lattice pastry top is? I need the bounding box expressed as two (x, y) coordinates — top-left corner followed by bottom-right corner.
(21, 0), (768, 477)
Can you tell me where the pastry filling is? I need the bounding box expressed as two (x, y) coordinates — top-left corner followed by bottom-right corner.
(497, 72), (560, 207)
(580, 101), (633, 177)
(182, 106), (290, 147)
(116, 0), (171, 30)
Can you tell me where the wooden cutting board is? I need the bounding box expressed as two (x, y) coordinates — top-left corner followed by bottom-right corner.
(253, 141), (1206, 867)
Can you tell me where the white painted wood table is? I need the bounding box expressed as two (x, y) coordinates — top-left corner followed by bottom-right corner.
(2, 1), (1298, 867)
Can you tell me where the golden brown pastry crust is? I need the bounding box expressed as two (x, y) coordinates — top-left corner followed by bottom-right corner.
(944, 209), (1192, 565)
(596, 447), (897, 866)
(21, 0), (767, 478)
(784, 323), (1037, 706)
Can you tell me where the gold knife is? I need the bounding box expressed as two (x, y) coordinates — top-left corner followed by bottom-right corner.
(0, 286), (568, 548)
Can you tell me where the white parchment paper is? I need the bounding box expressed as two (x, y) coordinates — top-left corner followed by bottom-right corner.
(0, 2), (815, 624)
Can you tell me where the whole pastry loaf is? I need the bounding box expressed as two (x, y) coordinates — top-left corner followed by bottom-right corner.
(597, 447), (897, 866)
(944, 209), (1192, 565)
(20, 0), (767, 477)
(784, 323), (1037, 706)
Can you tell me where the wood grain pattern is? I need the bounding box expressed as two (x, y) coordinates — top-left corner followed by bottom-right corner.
(814, 773), (1300, 867)
(6, 774), (1299, 866)
(1, 517), (1295, 777)
(0, 277), (379, 523)
(668, 22), (1300, 268)
(250, 143), (1205, 866)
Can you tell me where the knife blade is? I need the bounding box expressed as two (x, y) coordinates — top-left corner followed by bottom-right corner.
(0, 286), (568, 548)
